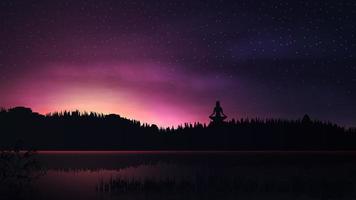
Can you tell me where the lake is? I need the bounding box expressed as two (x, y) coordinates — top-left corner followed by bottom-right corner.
(5, 151), (356, 200)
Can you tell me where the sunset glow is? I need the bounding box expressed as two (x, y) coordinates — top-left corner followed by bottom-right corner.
(0, 1), (355, 127)
(2, 62), (229, 126)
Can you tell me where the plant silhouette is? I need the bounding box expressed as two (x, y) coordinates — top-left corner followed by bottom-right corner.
(0, 142), (44, 199)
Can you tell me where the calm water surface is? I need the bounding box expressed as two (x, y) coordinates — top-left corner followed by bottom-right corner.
(25, 151), (356, 199)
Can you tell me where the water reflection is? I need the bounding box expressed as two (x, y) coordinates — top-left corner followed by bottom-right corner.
(16, 151), (356, 199)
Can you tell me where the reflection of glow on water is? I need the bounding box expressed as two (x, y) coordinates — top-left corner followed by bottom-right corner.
(35, 163), (201, 199)
(115, 163), (200, 181)
(35, 169), (120, 200)
(30, 152), (356, 200)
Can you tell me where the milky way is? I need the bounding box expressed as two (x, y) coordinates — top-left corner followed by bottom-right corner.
(0, 0), (355, 127)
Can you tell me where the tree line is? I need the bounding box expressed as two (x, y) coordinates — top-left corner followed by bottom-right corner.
(0, 106), (355, 150)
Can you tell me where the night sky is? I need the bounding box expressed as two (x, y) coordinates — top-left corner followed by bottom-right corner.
(0, 0), (355, 127)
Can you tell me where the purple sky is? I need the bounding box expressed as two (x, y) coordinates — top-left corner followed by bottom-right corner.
(0, 0), (355, 127)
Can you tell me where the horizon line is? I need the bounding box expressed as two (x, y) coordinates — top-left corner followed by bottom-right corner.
(1, 105), (351, 128)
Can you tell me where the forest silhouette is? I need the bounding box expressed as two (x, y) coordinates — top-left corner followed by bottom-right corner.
(0, 106), (355, 150)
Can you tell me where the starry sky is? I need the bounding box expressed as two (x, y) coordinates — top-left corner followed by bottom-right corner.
(0, 0), (355, 127)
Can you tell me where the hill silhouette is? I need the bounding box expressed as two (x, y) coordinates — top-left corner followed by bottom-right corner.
(0, 106), (355, 150)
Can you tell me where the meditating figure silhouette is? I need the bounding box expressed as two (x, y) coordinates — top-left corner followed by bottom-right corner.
(209, 101), (227, 124)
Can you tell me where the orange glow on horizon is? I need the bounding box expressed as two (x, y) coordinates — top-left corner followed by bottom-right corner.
(29, 87), (204, 127)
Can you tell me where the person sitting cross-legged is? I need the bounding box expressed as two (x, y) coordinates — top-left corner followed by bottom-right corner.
(209, 101), (227, 124)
